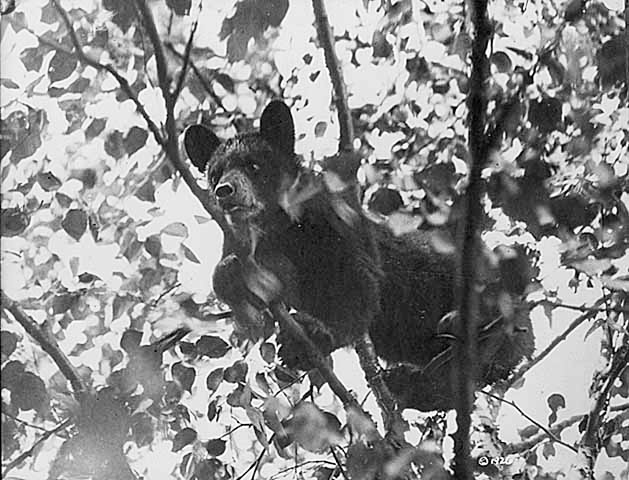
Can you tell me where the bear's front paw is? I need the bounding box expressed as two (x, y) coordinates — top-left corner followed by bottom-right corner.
(277, 312), (334, 371)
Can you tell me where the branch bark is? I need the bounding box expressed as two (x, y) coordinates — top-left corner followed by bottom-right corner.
(567, 341), (629, 480)
(453, 0), (492, 477)
(1, 291), (87, 402)
(311, 0), (354, 151)
(131, 0), (233, 240)
(310, 0), (401, 432)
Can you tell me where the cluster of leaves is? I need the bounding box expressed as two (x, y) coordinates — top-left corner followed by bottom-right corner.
(1, 0), (628, 478)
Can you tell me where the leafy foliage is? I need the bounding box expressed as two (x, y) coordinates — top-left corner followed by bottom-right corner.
(0, 0), (627, 479)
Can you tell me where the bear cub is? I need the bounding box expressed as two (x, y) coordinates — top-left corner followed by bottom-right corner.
(184, 101), (535, 411)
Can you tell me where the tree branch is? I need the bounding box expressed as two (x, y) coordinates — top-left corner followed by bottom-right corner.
(171, 2), (201, 103)
(311, 0), (354, 151)
(568, 344), (629, 479)
(1, 290), (88, 402)
(505, 301), (603, 389)
(49, 0), (165, 148)
(309, 0), (401, 433)
(164, 42), (225, 110)
(482, 391), (578, 454)
(132, 0), (233, 240)
(503, 403), (628, 455)
(453, 0), (492, 477)
(2, 418), (72, 477)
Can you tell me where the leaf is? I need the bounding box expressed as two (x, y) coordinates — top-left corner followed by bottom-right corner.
(61, 209), (87, 241)
(88, 213), (99, 241)
(207, 398), (219, 421)
(260, 342), (276, 363)
(181, 243), (200, 263)
(144, 234), (162, 258)
(1, 360), (25, 390)
(223, 360), (248, 383)
(197, 336), (230, 358)
(1, 207), (30, 237)
(120, 330), (142, 354)
(206, 368), (224, 392)
(172, 427), (197, 452)
(123, 126), (148, 156)
(135, 179), (155, 202)
(85, 118), (106, 141)
(162, 222), (188, 237)
(172, 362), (196, 392)
(20, 47), (43, 71)
(166, 0), (191, 15)
(0, 331), (18, 357)
(104, 130), (125, 159)
(48, 50), (78, 83)
(547, 393), (566, 412)
(51, 293), (80, 315)
(37, 171), (62, 191)
(214, 73), (235, 93)
(1, 78), (19, 89)
(314, 121), (327, 138)
(542, 441), (556, 459)
(205, 438), (226, 457)
(13, 372), (48, 411)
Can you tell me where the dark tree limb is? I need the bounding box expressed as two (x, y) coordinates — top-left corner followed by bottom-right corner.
(568, 337), (629, 478)
(2, 418), (72, 477)
(505, 300), (604, 389)
(625, 0), (629, 99)
(311, 0), (354, 151)
(1, 291), (87, 402)
(310, 0), (401, 432)
(454, 0), (492, 478)
(131, 0), (233, 240)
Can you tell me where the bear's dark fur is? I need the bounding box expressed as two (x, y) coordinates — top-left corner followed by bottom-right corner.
(184, 101), (535, 411)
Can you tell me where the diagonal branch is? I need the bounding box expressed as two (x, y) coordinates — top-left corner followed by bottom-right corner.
(2, 418), (72, 477)
(311, 0), (354, 151)
(505, 300), (604, 389)
(171, 2), (201, 102)
(164, 42), (226, 111)
(50, 0), (165, 148)
(1, 291), (87, 402)
(482, 391), (578, 453)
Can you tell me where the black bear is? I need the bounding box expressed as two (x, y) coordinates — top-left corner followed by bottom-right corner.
(183, 100), (535, 411)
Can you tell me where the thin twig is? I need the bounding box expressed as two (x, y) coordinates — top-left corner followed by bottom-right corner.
(132, 0), (233, 239)
(506, 300), (604, 388)
(503, 402), (629, 455)
(311, 0), (354, 151)
(482, 391), (578, 453)
(2, 418), (72, 476)
(532, 299), (627, 315)
(171, 2), (201, 102)
(1, 290), (87, 402)
(165, 42), (225, 110)
(49, 0), (165, 148)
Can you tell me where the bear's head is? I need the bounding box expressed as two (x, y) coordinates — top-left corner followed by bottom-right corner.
(183, 101), (299, 223)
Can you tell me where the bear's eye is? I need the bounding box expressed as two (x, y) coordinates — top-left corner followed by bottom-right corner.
(209, 171), (220, 185)
(250, 163), (260, 172)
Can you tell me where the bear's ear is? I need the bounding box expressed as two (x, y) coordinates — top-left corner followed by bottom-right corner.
(260, 100), (295, 155)
(183, 124), (221, 172)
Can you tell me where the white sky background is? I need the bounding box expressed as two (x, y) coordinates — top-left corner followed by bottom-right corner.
(1, 0), (628, 478)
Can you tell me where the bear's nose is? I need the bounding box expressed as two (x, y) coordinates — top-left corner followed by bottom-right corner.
(215, 183), (235, 199)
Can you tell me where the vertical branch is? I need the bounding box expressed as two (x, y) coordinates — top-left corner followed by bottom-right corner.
(311, 0), (354, 151)
(625, 0), (629, 100)
(132, 0), (233, 241)
(454, 0), (491, 478)
(310, 0), (401, 431)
